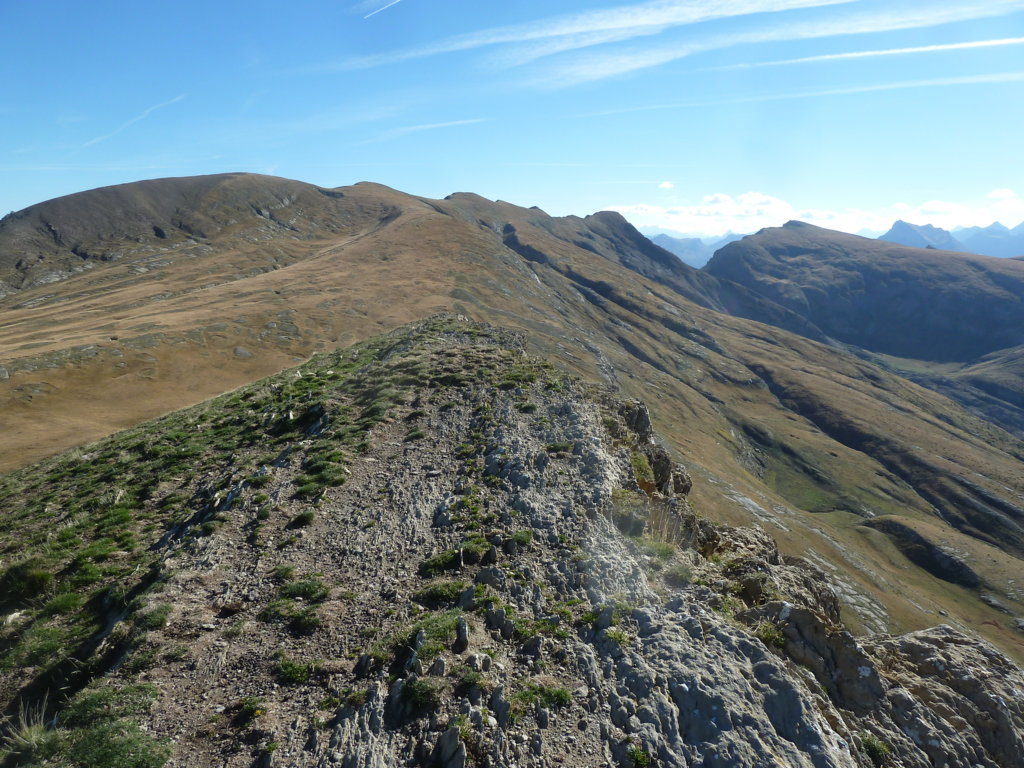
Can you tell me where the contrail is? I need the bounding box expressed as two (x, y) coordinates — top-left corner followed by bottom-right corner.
(715, 36), (1024, 69)
(365, 0), (401, 19)
(84, 94), (187, 147)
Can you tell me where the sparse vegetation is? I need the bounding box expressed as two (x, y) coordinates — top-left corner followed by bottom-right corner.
(628, 745), (653, 767)
(510, 681), (572, 719)
(401, 676), (443, 713)
(413, 579), (467, 608)
(288, 509), (316, 528)
(861, 734), (892, 767)
(752, 620), (786, 649)
(630, 451), (655, 485)
(280, 576), (330, 603)
(0, 684), (172, 768)
(274, 654), (317, 685)
(663, 562), (692, 586)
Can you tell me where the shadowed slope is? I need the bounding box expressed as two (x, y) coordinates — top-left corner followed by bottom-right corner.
(706, 221), (1024, 362)
(704, 221), (1024, 436)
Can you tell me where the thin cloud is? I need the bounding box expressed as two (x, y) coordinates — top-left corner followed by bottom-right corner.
(580, 71), (1024, 117)
(361, 118), (488, 144)
(612, 191), (1024, 237)
(364, 0), (401, 19)
(323, 0), (852, 71)
(714, 36), (1024, 69)
(84, 94), (187, 147)
(539, 0), (1024, 86)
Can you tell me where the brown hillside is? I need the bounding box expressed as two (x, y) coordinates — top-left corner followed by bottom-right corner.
(1, 174), (1022, 663)
(704, 221), (1024, 437)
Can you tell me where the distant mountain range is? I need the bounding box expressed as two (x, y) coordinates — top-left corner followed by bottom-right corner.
(645, 232), (744, 267)
(880, 219), (1024, 257)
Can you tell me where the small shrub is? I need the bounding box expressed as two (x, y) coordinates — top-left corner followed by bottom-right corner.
(293, 482), (323, 500)
(1, 558), (54, 605)
(271, 564), (296, 582)
(861, 734), (892, 767)
(401, 677), (442, 713)
(511, 530), (532, 546)
(451, 664), (485, 693)
(274, 654), (316, 685)
(604, 628), (630, 646)
(288, 607), (323, 635)
(512, 682), (571, 711)
(135, 603), (172, 631)
(628, 745), (653, 767)
(280, 577), (329, 603)
(288, 510), (316, 528)
(412, 580), (467, 608)
(420, 549), (460, 576)
(753, 621), (786, 649)
(383, 609), (463, 664)
(259, 599), (322, 635)
(233, 696), (265, 726)
(460, 535), (490, 564)
(663, 562), (692, 587)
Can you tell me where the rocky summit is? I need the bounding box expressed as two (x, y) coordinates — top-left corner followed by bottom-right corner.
(0, 316), (1021, 768)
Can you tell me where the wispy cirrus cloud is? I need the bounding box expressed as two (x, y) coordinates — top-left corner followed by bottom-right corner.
(324, 0), (852, 71)
(539, 0), (1024, 86)
(710, 36), (1024, 70)
(580, 71), (1024, 117)
(360, 117), (488, 144)
(83, 94), (187, 147)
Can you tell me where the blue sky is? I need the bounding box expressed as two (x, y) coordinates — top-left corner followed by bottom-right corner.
(2, 0), (1023, 236)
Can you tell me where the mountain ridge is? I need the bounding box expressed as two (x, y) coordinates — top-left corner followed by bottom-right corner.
(878, 218), (1024, 258)
(0, 314), (1021, 768)
(1, 173), (1022, 676)
(878, 219), (966, 252)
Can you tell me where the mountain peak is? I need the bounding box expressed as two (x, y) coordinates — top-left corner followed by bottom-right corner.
(879, 220), (965, 252)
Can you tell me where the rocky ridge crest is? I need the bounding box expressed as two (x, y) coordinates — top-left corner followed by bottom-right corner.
(1, 316), (1020, 767)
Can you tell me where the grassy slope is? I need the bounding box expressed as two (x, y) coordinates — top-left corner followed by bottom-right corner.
(0, 177), (1021, 665)
(1, 316), (575, 764)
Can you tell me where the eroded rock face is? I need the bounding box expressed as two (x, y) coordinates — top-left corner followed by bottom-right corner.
(859, 626), (1024, 768)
